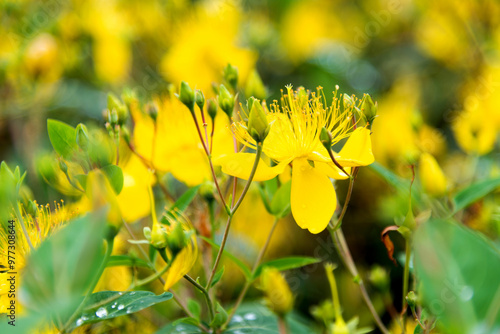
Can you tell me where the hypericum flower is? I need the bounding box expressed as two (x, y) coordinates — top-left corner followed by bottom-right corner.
(0, 201), (72, 314)
(259, 267), (294, 316)
(215, 86), (374, 233)
(419, 152), (447, 197)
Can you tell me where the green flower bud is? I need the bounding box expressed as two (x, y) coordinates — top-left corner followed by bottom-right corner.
(369, 265), (389, 291)
(107, 93), (128, 124)
(195, 89), (205, 110)
(245, 69), (267, 100)
(218, 84), (235, 118)
(121, 126), (131, 145)
(320, 127), (333, 150)
(223, 63), (239, 91)
(362, 94), (377, 124)
(145, 102), (158, 122)
(59, 159), (68, 174)
(76, 123), (90, 151)
(406, 291), (418, 308)
(199, 181), (216, 203)
(109, 109), (119, 126)
(179, 81), (195, 113)
(167, 222), (188, 257)
(248, 98), (269, 143)
(207, 99), (218, 121)
(151, 223), (168, 249)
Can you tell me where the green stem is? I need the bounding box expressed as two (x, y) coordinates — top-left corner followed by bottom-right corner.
(132, 262), (171, 288)
(184, 274), (215, 321)
(329, 227), (390, 334)
(402, 238), (411, 333)
(225, 217), (280, 325)
(206, 145), (262, 290)
(331, 168), (357, 230)
(62, 238), (114, 332)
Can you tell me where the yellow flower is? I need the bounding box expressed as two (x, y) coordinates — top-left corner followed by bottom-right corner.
(160, 1), (256, 93)
(131, 95), (233, 186)
(419, 152), (447, 197)
(0, 201), (71, 314)
(215, 86), (374, 234)
(259, 267), (294, 316)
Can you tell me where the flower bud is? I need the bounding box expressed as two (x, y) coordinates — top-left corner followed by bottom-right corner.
(145, 102), (158, 122)
(369, 265), (389, 291)
(419, 152), (447, 197)
(248, 98), (270, 143)
(151, 222), (168, 249)
(362, 94), (377, 125)
(260, 267), (294, 316)
(167, 222), (188, 257)
(406, 291), (418, 308)
(107, 93), (128, 124)
(223, 63), (239, 91)
(199, 181), (216, 203)
(207, 99), (218, 121)
(320, 127), (333, 150)
(121, 126), (131, 145)
(76, 123), (90, 151)
(218, 84), (235, 118)
(109, 109), (119, 127)
(245, 69), (266, 100)
(179, 81), (195, 113)
(59, 159), (68, 174)
(195, 89), (205, 110)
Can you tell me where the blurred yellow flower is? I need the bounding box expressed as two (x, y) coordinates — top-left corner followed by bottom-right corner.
(216, 86), (374, 234)
(160, 1), (256, 92)
(259, 267), (294, 316)
(419, 152), (447, 197)
(0, 201), (70, 314)
(131, 95), (233, 186)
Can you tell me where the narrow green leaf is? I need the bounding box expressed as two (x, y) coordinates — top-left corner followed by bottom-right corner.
(70, 291), (173, 330)
(106, 255), (152, 269)
(254, 256), (321, 279)
(162, 185), (201, 223)
(200, 236), (252, 280)
(211, 266), (225, 287)
(101, 165), (124, 194)
(453, 177), (500, 213)
(369, 162), (409, 191)
(172, 317), (199, 327)
(47, 119), (78, 159)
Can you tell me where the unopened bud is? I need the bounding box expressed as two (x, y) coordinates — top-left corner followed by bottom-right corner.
(76, 123), (90, 151)
(109, 109), (119, 126)
(151, 223), (168, 249)
(107, 93), (128, 124)
(59, 159), (68, 174)
(199, 181), (216, 203)
(223, 63), (239, 91)
(248, 98), (269, 143)
(121, 126), (131, 144)
(260, 267), (293, 316)
(245, 69), (267, 100)
(362, 94), (377, 125)
(207, 99), (218, 120)
(419, 152), (447, 197)
(320, 127), (333, 150)
(167, 222), (187, 256)
(145, 102), (158, 122)
(218, 84), (235, 118)
(195, 89), (205, 110)
(179, 81), (195, 113)
(369, 265), (389, 291)
(406, 291), (418, 308)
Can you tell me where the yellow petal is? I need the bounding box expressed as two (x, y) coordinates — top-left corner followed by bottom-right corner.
(314, 162), (350, 180)
(336, 127), (375, 167)
(214, 153), (290, 181)
(291, 158), (337, 234)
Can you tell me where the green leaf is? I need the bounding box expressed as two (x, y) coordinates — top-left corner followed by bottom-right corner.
(270, 180), (291, 218)
(369, 162), (409, 191)
(106, 255), (152, 269)
(211, 266), (225, 287)
(47, 119), (78, 159)
(172, 317), (199, 327)
(156, 302), (316, 333)
(452, 177), (500, 213)
(187, 299), (201, 320)
(254, 256), (321, 279)
(210, 302), (228, 327)
(20, 211), (107, 323)
(200, 236), (252, 280)
(162, 185), (201, 223)
(413, 219), (500, 333)
(70, 291), (173, 330)
(101, 165), (124, 194)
